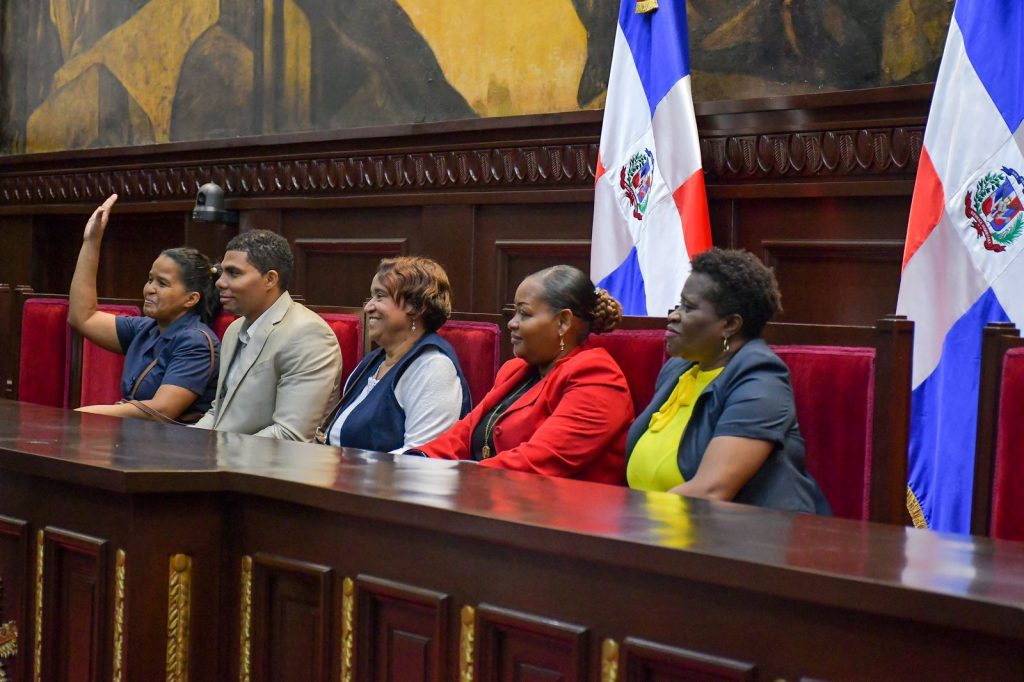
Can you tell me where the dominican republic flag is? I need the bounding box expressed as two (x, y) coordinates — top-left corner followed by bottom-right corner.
(590, 0), (711, 316)
(897, 0), (1024, 533)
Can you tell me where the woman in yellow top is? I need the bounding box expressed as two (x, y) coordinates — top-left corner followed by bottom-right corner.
(625, 248), (830, 514)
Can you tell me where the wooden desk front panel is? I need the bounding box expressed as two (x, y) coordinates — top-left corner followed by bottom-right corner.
(0, 399), (1021, 681)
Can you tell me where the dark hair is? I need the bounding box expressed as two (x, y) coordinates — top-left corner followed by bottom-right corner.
(376, 257), (453, 333)
(690, 248), (782, 339)
(224, 230), (294, 291)
(533, 265), (622, 339)
(160, 247), (222, 325)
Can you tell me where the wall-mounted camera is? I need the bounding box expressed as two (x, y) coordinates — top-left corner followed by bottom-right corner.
(192, 182), (239, 224)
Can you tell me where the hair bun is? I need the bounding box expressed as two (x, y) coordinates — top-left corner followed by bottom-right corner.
(589, 288), (622, 334)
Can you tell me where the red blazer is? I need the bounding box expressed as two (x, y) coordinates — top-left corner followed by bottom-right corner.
(418, 345), (633, 484)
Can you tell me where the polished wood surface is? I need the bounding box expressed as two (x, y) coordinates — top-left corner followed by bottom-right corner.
(0, 399), (1022, 681)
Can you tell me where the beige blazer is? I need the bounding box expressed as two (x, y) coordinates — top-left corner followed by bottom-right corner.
(194, 292), (341, 441)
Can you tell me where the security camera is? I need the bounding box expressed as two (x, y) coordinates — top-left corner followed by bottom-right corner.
(192, 182), (239, 224)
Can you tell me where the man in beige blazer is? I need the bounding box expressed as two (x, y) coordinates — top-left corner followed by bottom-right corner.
(194, 230), (341, 440)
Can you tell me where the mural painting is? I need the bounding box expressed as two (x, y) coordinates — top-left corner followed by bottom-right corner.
(0, 0), (952, 155)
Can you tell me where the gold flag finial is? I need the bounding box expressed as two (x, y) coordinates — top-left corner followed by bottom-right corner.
(636, 0), (658, 14)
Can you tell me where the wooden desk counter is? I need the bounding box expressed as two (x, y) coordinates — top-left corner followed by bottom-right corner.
(0, 400), (1021, 681)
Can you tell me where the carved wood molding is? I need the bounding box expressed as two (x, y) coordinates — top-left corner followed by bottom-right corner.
(0, 128), (924, 207)
(0, 144), (599, 206)
(701, 126), (923, 180)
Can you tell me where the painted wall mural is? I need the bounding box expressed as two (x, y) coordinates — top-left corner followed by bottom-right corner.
(0, 0), (952, 155)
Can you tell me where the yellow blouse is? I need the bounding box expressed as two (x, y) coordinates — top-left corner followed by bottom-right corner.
(626, 365), (724, 492)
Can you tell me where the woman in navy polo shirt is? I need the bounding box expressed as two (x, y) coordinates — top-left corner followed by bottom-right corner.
(69, 194), (220, 422)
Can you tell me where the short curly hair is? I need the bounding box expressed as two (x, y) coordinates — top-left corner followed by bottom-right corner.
(690, 248), (782, 339)
(225, 229), (294, 291)
(376, 257), (453, 333)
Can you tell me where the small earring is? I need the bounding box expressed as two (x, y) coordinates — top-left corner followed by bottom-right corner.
(411, 321), (417, 332)
(560, 335), (565, 353)
(722, 336), (730, 353)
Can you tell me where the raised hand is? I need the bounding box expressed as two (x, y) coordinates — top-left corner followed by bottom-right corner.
(83, 194), (119, 243)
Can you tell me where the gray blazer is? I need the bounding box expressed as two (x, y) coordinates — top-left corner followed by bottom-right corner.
(194, 292), (341, 441)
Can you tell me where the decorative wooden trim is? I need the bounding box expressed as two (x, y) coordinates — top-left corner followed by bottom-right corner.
(113, 549), (127, 682)
(166, 554), (192, 682)
(701, 126), (923, 181)
(239, 556), (253, 682)
(0, 125), (925, 208)
(0, 85), (932, 210)
(0, 516), (27, 682)
(0, 620), (16, 661)
(340, 577), (354, 682)
(601, 638), (619, 682)
(31, 530), (42, 682)
(0, 144), (598, 206)
(458, 605), (475, 682)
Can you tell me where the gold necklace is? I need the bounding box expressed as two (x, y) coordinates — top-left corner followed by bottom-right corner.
(480, 377), (535, 458)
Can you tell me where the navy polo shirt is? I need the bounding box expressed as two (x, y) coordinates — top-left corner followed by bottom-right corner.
(115, 312), (220, 415)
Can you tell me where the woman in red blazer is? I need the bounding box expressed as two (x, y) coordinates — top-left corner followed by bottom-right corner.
(414, 265), (633, 484)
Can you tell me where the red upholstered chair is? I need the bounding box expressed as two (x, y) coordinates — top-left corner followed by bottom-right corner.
(314, 309), (365, 387)
(972, 323), (1024, 538)
(212, 311), (239, 340)
(586, 324), (668, 416)
(75, 303), (142, 407)
(18, 297), (71, 408)
(764, 317), (913, 525)
(437, 316), (503, 407)
(770, 346), (875, 521)
(990, 348), (1024, 541)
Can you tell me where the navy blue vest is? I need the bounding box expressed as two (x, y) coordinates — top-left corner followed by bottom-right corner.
(326, 333), (471, 452)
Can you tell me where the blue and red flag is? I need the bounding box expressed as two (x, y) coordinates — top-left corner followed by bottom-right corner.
(897, 0), (1024, 533)
(590, 0), (711, 316)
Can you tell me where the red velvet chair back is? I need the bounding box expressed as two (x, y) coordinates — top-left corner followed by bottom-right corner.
(991, 347), (1024, 541)
(771, 345), (876, 521)
(317, 312), (364, 387)
(78, 304), (142, 406)
(586, 329), (667, 415)
(212, 311), (239, 340)
(19, 298), (70, 407)
(437, 320), (501, 407)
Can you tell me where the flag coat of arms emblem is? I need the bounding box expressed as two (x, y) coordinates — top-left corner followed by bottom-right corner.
(590, 0), (711, 316)
(897, 0), (1024, 533)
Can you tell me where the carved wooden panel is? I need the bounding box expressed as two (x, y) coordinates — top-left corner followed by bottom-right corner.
(0, 516), (29, 682)
(761, 239), (905, 326)
(621, 638), (756, 682)
(494, 239), (591, 310)
(354, 575), (450, 682)
(475, 604), (587, 682)
(291, 238), (407, 306)
(41, 527), (108, 682)
(251, 553), (332, 682)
